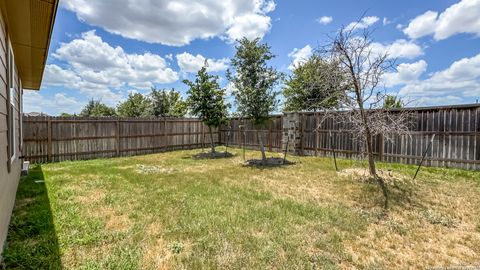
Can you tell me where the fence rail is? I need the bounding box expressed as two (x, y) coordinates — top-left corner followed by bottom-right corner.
(23, 104), (480, 170)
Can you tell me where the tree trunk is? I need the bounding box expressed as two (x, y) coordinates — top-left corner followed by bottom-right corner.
(354, 87), (377, 177)
(208, 126), (215, 153)
(364, 123), (377, 176)
(257, 131), (267, 162)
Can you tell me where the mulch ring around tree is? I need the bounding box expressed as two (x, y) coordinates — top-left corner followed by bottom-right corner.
(193, 151), (235, 159)
(244, 157), (295, 167)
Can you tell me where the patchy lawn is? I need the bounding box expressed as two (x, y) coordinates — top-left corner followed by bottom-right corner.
(3, 147), (480, 269)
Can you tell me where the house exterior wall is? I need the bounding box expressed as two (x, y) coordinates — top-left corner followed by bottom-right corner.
(0, 9), (23, 256)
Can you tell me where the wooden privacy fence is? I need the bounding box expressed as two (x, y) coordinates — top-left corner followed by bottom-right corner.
(220, 116), (284, 152)
(23, 104), (480, 170)
(23, 116), (219, 163)
(219, 104), (480, 170)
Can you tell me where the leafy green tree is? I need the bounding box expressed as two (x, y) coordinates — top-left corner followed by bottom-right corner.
(383, 95), (403, 109)
(150, 88), (187, 117)
(227, 37), (282, 162)
(117, 92), (153, 117)
(184, 63), (229, 153)
(283, 54), (346, 112)
(79, 100), (116, 117)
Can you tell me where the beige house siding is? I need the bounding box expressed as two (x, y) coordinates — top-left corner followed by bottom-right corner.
(0, 8), (23, 255)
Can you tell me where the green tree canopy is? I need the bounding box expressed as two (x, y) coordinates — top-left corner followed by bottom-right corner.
(227, 37), (281, 126)
(283, 54), (346, 112)
(117, 92), (153, 117)
(79, 100), (116, 117)
(184, 63), (229, 153)
(383, 95), (403, 109)
(227, 37), (282, 161)
(59, 112), (75, 117)
(150, 88), (187, 117)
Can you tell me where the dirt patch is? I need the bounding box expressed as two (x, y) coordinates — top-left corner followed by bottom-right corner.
(142, 238), (172, 270)
(141, 237), (192, 270)
(136, 164), (174, 174)
(76, 190), (105, 205)
(90, 206), (132, 233)
(338, 168), (410, 184)
(147, 222), (163, 237)
(62, 244), (115, 269)
(244, 157), (295, 167)
(193, 151), (234, 159)
(105, 213), (131, 232)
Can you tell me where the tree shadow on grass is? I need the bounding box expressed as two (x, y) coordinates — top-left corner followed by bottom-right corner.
(2, 165), (62, 270)
(243, 157), (296, 170)
(353, 177), (421, 215)
(192, 151), (235, 159)
(181, 151), (236, 160)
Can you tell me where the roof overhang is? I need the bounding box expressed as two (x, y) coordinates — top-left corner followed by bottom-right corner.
(0, 0), (58, 90)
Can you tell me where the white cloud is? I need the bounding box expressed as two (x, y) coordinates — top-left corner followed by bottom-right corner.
(383, 60), (428, 87)
(61, 0), (276, 46)
(403, 11), (439, 39)
(23, 91), (84, 115)
(370, 39), (424, 59)
(44, 30), (179, 104)
(176, 52), (229, 73)
(317, 16), (333, 25)
(403, 0), (480, 40)
(346, 16), (379, 31)
(225, 13), (272, 41)
(399, 53), (480, 100)
(288, 45), (313, 70)
(382, 17), (391, 25)
(262, 0), (276, 13)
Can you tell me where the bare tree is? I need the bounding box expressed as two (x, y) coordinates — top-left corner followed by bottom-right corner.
(317, 20), (412, 208)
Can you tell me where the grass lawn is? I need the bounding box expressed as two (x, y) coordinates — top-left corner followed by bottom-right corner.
(3, 147), (480, 269)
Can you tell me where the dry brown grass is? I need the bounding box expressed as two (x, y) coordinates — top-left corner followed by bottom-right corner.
(217, 154), (480, 269)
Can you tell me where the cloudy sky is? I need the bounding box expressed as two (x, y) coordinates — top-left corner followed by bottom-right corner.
(25, 0), (480, 115)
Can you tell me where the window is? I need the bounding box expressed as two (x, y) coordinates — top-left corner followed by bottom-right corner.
(7, 40), (17, 167)
(19, 84), (23, 153)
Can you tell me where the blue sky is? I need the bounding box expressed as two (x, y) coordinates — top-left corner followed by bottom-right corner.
(24, 0), (480, 115)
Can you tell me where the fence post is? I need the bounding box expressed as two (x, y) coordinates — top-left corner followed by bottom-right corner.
(47, 118), (52, 162)
(218, 124), (221, 148)
(115, 119), (120, 156)
(268, 121), (272, 152)
(314, 113), (318, 156)
(300, 113), (304, 156)
(164, 118), (168, 151)
(201, 122), (205, 150)
(378, 133), (384, 162)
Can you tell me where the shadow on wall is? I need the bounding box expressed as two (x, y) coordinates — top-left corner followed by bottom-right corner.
(2, 165), (62, 269)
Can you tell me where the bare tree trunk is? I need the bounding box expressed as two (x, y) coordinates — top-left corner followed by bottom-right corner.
(353, 78), (377, 177)
(208, 126), (215, 153)
(257, 131), (267, 162)
(355, 84), (388, 208)
(359, 106), (389, 208)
